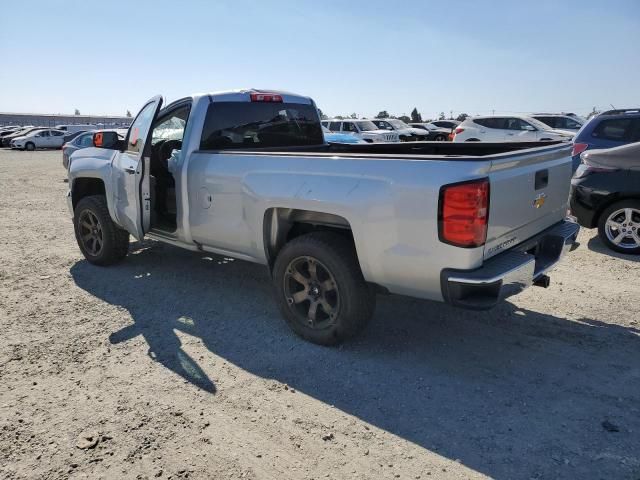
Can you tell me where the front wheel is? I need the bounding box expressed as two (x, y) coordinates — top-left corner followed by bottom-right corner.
(272, 232), (375, 345)
(74, 195), (130, 265)
(597, 200), (640, 254)
(25, 142), (35, 151)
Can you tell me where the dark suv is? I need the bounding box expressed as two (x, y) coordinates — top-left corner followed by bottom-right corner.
(571, 109), (640, 170)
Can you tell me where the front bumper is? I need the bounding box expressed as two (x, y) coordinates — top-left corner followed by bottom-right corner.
(441, 219), (580, 309)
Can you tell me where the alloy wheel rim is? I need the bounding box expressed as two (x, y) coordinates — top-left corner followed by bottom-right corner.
(283, 256), (340, 329)
(79, 210), (104, 256)
(605, 208), (640, 249)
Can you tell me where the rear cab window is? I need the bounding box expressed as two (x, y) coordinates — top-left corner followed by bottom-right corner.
(200, 101), (323, 150)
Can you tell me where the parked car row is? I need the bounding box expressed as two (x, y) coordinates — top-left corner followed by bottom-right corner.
(320, 113), (584, 145)
(0, 122), (128, 150)
(320, 120), (400, 143)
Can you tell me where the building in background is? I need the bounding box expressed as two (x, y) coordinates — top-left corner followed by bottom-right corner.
(0, 112), (131, 127)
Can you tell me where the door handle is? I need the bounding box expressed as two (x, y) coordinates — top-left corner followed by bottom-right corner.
(535, 169), (549, 189)
(124, 167), (136, 174)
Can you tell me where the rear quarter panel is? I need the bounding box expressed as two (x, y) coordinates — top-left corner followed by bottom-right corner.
(186, 152), (493, 301)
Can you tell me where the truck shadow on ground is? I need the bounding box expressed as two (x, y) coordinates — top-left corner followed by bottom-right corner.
(70, 241), (640, 480)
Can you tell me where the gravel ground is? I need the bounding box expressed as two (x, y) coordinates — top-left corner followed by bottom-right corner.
(1, 149), (639, 480)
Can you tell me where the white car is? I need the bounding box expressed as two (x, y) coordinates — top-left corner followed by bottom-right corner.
(11, 129), (66, 150)
(322, 119), (400, 143)
(369, 118), (429, 141)
(452, 116), (575, 143)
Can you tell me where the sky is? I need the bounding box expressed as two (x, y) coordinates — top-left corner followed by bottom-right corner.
(1, 0), (638, 119)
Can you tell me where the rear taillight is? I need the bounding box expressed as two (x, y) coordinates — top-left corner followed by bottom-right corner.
(439, 179), (490, 248)
(250, 92), (283, 102)
(571, 142), (588, 157)
(454, 127), (465, 134)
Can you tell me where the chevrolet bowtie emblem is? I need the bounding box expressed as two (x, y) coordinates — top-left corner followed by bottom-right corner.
(533, 193), (547, 209)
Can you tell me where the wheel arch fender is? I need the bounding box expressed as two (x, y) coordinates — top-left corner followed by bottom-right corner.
(69, 151), (119, 225)
(262, 208), (356, 270)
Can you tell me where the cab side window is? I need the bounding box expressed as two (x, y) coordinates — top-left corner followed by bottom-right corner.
(328, 122), (341, 131)
(152, 106), (190, 145)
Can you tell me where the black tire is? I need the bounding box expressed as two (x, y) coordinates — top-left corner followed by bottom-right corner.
(272, 232), (375, 345)
(597, 199), (640, 254)
(74, 195), (130, 265)
(25, 142), (35, 151)
(434, 135), (446, 142)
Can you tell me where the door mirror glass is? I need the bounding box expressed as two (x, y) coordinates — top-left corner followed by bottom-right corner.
(93, 131), (122, 149)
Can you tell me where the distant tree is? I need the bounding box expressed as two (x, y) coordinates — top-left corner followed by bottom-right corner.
(438, 111), (446, 120)
(586, 107), (600, 119)
(126, 110), (132, 118)
(74, 109), (81, 115)
(375, 110), (390, 119)
(398, 115), (411, 123)
(335, 115), (345, 120)
(317, 108), (329, 120)
(410, 108), (422, 123)
(456, 113), (469, 122)
(350, 113), (358, 119)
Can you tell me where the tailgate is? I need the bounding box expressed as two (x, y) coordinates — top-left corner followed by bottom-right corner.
(484, 143), (573, 260)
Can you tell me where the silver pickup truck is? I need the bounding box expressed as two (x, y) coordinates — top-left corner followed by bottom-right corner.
(67, 89), (579, 345)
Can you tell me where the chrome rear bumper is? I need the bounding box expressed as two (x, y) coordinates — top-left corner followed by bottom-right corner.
(441, 219), (580, 309)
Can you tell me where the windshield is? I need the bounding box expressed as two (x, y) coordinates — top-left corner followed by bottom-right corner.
(356, 121), (379, 131)
(389, 119), (409, 129)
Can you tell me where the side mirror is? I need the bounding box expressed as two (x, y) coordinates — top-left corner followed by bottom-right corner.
(93, 131), (122, 149)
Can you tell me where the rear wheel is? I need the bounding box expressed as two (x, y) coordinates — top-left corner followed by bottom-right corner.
(74, 195), (130, 265)
(597, 200), (640, 254)
(434, 135), (446, 142)
(272, 232), (375, 345)
(25, 142), (35, 151)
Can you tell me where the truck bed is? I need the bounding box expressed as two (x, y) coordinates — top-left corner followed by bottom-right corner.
(203, 140), (568, 158)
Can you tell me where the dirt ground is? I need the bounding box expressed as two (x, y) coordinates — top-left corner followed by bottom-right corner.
(1, 149), (639, 480)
